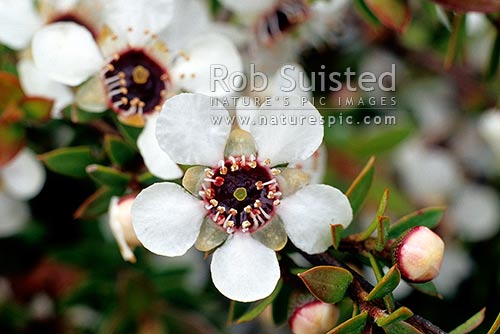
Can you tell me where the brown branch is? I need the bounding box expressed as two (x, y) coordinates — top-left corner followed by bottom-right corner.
(300, 251), (449, 334)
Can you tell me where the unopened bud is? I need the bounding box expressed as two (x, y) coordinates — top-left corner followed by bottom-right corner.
(289, 300), (339, 334)
(394, 226), (445, 283)
(109, 195), (141, 262)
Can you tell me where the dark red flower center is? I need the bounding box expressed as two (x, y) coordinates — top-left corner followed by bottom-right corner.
(201, 156), (282, 233)
(102, 49), (170, 118)
(256, 0), (310, 45)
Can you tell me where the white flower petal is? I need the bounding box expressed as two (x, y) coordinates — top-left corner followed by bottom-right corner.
(249, 95), (323, 165)
(0, 0), (42, 50)
(170, 33), (242, 97)
(235, 97), (259, 132)
(32, 22), (104, 86)
(131, 182), (205, 257)
(159, 0), (211, 53)
(156, 93), (231, 166)
(18, 58), (74, 119)
(104, 0), (174, 46)
(272, 63), (312, 99)
(278, 184), (352, 254)
(0, 193), (30, 238)
(288, 144), (327, 184)
(219, 0), (276, 16)
(1, 148), (45, 201)
(137, 114), (183, 180)
(210, 233), (280, 302)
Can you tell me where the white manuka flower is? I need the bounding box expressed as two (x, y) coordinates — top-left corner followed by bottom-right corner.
(0, 148), (45, 237)
(31, 0), (242, 127)
(131, 93), (353, 302)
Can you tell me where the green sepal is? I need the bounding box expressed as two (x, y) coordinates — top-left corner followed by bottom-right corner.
(62, 104), (107, 123)
(40, 146), (98, 178)
(298, 266), (353, 304)
(116, 118), (143, 147)
(19, 97), (53, 123)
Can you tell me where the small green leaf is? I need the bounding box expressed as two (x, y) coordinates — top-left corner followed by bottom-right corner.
(450, 308), (486, 334)
(86, 164), (131, 188)
(272, 283), (292, 325)
(376, 307), (413, 327)
(327, 311), (368, 334)
(346, 156), (375, 215)
(235, 281), (282, 324)
(74, 187), (121, 219)
(487, 312), (500, 334)
(388, 207), (445, 239)
(19, 97), (53, 122)
(365, 0), (411, 33)
(366, 265), (401, 301)
(376, 216), (391, 251)
(382, 321), (423, 334)
(298, 266), (353, 304)
(62, 105), (106, 123)
(104, 135), (137, 166)
(409, 281), (442, 299)
(331, 224), (344, 250)
(40, 146), (98, 178)
(486, 32), (500, 80)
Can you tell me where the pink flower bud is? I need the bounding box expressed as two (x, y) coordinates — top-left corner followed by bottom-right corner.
(109, 195), (141, 262)
(289, 300), (339, 334)
(394, 226), (445, 283)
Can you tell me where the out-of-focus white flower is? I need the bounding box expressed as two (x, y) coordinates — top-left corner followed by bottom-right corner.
(289, 300), (339, 334)
(0, 148), (45, 237)
(478, 109), (500, 162)
(31, 1), (242, 126)
(131, 93), (352, 302)
(108, 195), (141, 262)
(394, 138), (463, 205)
(448, 183), (500, 242)
(30, 293), (54, 320)
(400, 78), (457, 140)
(394, 226), (445, 283)
(433, 243), (473, 297)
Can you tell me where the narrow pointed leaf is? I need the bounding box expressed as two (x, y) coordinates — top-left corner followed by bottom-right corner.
(409, 281), (442, 299)
(298, 266), (353, 304)
(366, 265), (401, 301)
(487, 312), (500, 334)
(86, 164), (131, 188)
(327, 311), (368, 334)
(346, 156), (375, 215)
(376, 216), (391, 251)
(0, 123), (25, 166)
(486, 32), (500, 80)
(353, 0), (381, 26)
(116, 118), (142, 147)
(376, 307), (413, 327)
(450, 308), (486, 334)
(388, 207), (445, 239)
(235, 281), (282, 324)
(40, 146), (98, 178)
(104, 135), (137, 167)
(383, 321), (423, 334)
(74, 187), (121, 219)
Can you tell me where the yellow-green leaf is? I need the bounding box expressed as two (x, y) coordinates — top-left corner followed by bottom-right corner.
(298, 266), (353, 304)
